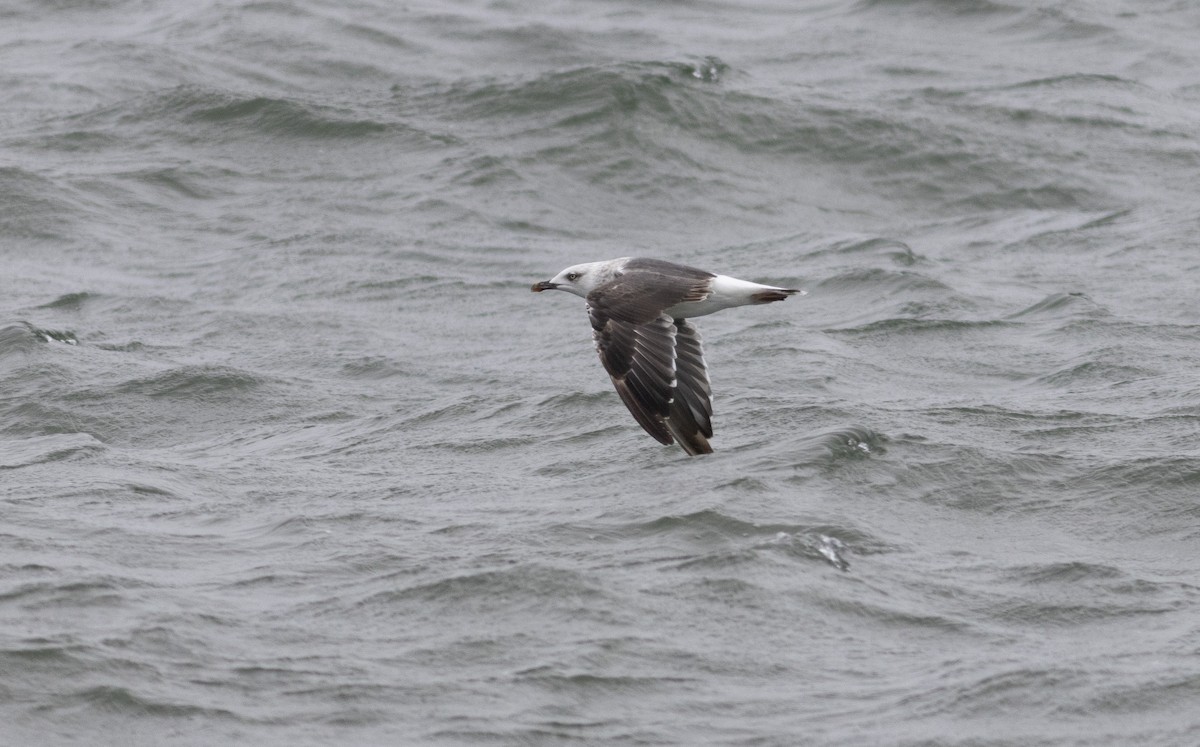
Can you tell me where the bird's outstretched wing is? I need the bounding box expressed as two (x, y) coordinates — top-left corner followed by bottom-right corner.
(587, 270), (714, 455)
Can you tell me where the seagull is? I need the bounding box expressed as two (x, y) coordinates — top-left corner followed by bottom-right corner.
(531, 257), (802, 455)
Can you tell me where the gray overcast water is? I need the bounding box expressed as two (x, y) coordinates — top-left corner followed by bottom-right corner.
(3, 1), (1200, 744)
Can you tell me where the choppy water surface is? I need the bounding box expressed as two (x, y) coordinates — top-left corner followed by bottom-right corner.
(3, 1), (1200, 744)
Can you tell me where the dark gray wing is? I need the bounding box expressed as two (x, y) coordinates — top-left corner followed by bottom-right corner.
(589, 311), (678, 446)
(587, 264), (711, 325)
(587, 268), (715, 455)
(623, 258), (715, 283)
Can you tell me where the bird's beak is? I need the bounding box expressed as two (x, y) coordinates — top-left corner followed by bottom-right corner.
(531, 281), (558, 293)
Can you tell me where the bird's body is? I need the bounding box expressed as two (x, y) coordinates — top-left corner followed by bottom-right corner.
(532, 257), (802, 455)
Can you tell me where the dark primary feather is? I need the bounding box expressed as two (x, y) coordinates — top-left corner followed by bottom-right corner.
(669, 319), (713, 438)
(587, 265), (715, 455)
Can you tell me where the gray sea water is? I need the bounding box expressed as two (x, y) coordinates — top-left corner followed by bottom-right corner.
(4, 1), (1200, 744)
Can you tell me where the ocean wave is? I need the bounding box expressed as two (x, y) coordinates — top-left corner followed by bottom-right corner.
(1006, 291), (1108, 321)
(0, 322), (79, 353)
(355, 564), (609, 618)
(853, 0), (1018, 16)
(614, 508), (878, 571)
(803, 235), (921, 266)
(65, 85), (438, 144)
(115, 365), (265, 399)
(1034, 360), (1152, 389)
(180, 90), (390, 139)
(0, 167), (88, 241)
(0, 433), (105, 470)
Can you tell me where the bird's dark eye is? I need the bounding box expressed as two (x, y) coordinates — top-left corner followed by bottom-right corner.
(566, 272), (580, 281)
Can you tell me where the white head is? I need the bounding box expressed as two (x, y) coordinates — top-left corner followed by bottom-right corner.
(530, 259), (626, 299)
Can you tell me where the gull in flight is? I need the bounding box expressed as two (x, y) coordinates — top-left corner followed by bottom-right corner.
(532, 257), (802, 455)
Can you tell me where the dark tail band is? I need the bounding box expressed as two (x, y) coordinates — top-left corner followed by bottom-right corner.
(751, 288), (801, 304)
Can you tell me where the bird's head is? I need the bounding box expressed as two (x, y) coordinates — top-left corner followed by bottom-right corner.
(530, 261), (610, 298)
